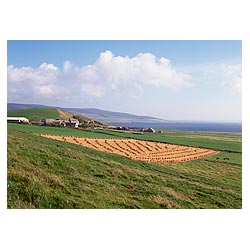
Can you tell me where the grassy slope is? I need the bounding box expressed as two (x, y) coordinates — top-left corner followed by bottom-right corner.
(8, 108), (60, 121)
(56, 109), (73, 120)
(8, 108), (108, 125)
(7, 124), (121, 138)
(8, 124), (242, 208)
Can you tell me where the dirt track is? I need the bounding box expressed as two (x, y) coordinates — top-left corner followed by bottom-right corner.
(40, 134), (219, 163)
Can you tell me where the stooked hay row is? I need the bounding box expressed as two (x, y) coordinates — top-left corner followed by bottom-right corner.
(40, 134), (219, 163)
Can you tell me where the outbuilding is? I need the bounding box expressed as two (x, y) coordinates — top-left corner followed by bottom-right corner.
(144, 128), (156, 133)
(7, 117), (29, 124)
(65, 118), (79, 128)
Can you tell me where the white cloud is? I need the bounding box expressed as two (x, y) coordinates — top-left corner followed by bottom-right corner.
(94, 50), (191, 90)
(221, 63), (242, 94)
(7, 63), (64, 101)
(39, 62), (58, 71)
(81, 83), (105, 97)
(7, 50), (192, 105)
(8, 63), (59, 85)
(63, 61), (73, 73)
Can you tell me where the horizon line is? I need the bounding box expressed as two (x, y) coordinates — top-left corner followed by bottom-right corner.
(7, 102), (242, 124)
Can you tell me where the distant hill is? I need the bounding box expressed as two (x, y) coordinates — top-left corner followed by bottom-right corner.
(7, 103), (49, 110)
(7, 106), (107, 126)
(7, 103), (168, 124)
(65, 108), (167, 124)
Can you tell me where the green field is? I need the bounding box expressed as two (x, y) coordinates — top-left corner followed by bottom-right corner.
(8, 123), (241, 152)
(7, 108), (107, 126)
(7, 123), (123, 138)
(8, 108), (61, 121)
(90, 129), (242, 152)
(7, 124), (242, 208)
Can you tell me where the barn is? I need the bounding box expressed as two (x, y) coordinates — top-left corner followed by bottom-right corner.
(7, 117), (29, 124)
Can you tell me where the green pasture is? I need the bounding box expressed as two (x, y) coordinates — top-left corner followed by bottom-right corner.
(7, 124), (242, 208)
(8, 108), (60, 121)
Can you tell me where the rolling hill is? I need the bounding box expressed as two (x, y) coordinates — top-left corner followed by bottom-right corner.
(7, 107), (108, 126)
(7, 108), (72, 121)
(7, 103), (168, 124)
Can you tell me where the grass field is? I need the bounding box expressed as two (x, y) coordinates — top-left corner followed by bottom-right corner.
(91, 129), (242, 152)
(7, 108), (61, 121)
(7, 124), (242, 208)
(7, 107), (107, 125)
(8, 123), (242, 152)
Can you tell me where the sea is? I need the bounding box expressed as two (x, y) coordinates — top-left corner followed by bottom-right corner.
(110, 122), (242, 133)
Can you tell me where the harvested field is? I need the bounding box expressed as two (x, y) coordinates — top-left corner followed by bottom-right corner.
(40, 134), (219, 163)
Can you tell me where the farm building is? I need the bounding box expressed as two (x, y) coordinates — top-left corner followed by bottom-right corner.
(31, 121), (44, 126)
(54, 119), (66, 127)
(65, 118), (79, 128)
(42, 118), (79, 128)
(44, 119), (55, 125)
(143, 128), (156, 133)
(7, 117), (29, 124)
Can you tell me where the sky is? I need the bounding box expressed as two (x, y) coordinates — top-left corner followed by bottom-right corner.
(7, 40), (242, 122)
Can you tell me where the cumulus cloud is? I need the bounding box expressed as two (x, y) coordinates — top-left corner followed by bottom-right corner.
(63, 60), (73, 73)
(94, 51), (191, 90)
(221, 63), (242, 94)
(8, 50), (192, 105)
(7, 63), (64, 102)
(81, 83), (105, 97)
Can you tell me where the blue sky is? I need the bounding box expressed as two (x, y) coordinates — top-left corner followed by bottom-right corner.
(7, 40), (242, 121)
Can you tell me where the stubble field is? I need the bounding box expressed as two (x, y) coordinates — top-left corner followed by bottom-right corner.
(41, 134), (219, 163)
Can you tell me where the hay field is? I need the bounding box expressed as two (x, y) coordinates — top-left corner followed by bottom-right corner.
(40, 134), (219, 163)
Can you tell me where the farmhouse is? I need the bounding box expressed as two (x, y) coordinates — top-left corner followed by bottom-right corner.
(67, 118), (79, 128)
(7, 117), (29, 124)
(31, 121), (44, 126)
(40, 118), (79, 128)
(44, 119), (55, 125)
